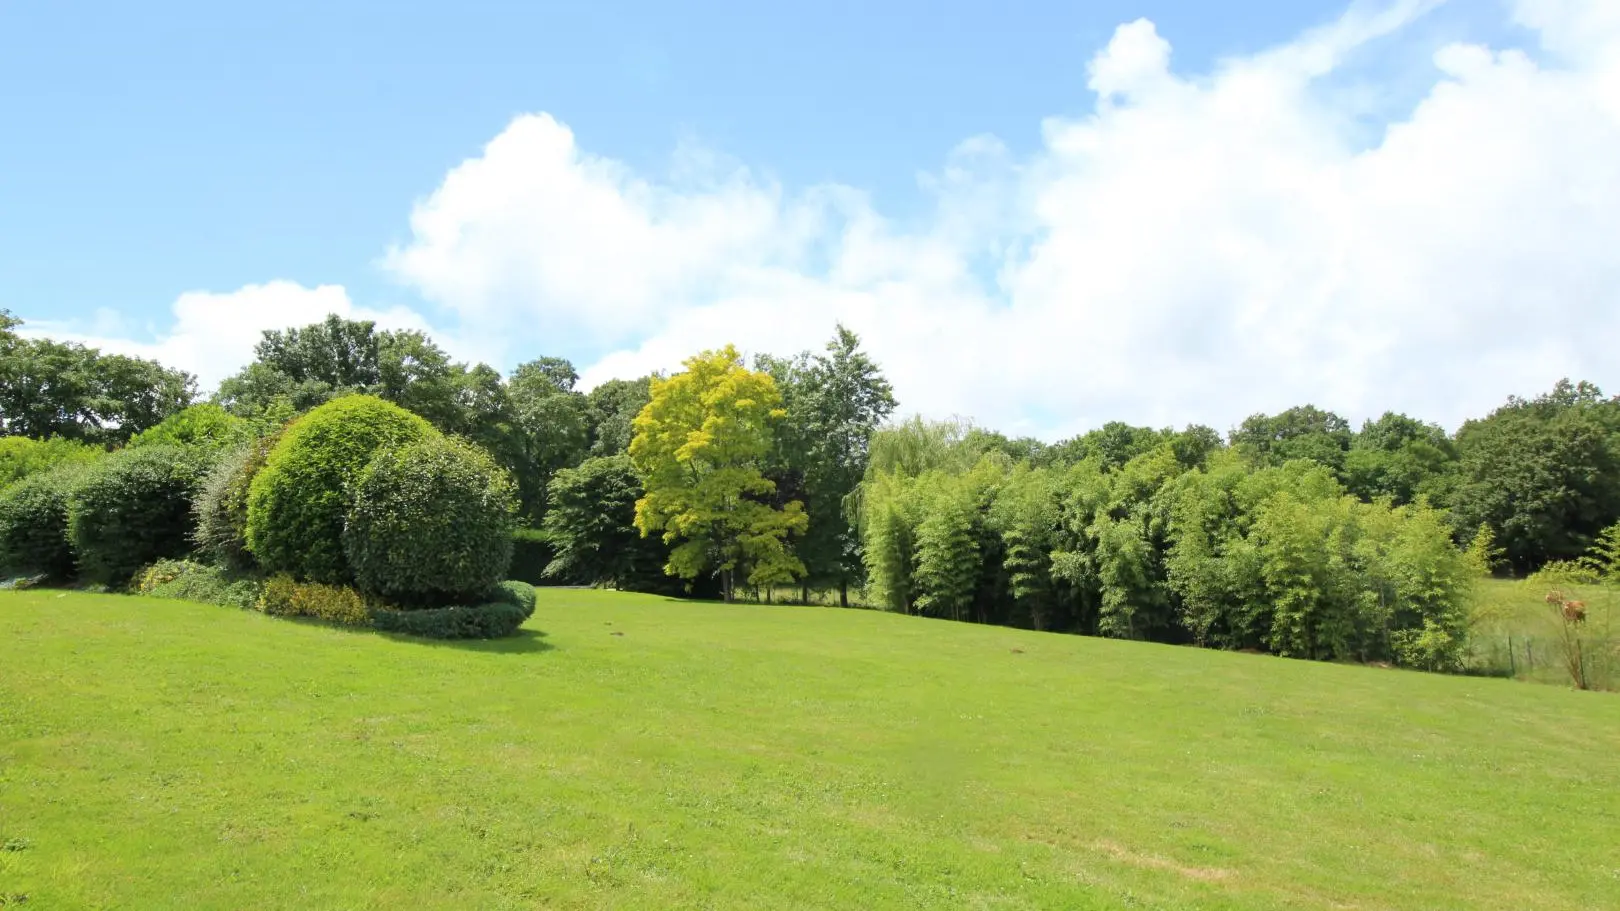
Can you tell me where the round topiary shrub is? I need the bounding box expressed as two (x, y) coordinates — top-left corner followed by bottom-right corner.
(0, 465), (85, 581)
(343, 435), (517, 604)
(194, 432), (280, 571)
(67, 445), (211, 585)
(246, 395), (432, 584)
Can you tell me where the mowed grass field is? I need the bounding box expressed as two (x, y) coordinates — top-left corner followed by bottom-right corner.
(3, 590), (1619, 910)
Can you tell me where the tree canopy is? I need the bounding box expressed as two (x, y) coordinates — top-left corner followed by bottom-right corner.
(629, 345), (808, 601)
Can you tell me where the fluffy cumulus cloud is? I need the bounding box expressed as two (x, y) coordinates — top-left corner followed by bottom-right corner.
(377, 0), (1620, 438)
(24, 282), (440, 391)
(56, 0), (1620, 438)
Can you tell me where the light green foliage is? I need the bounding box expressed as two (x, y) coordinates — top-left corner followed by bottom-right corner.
(989, 466), (1061, 629)
(128, 403), (252, 453)
(1463, 525), (1505, 579)
(911, 473), (983, 622)
(257, 574), (376, 625)
(134, 559), (263, 610)
(541, 454), (672, 591)
(246, 395), (433, 584)
(0, 465), (86, 580)
(0, 436), (103, 489)
(1579, 521), (1620, 582)
(857, 472), (922, 612)
(630, 346), (808, 600)
(4, 587), (1620, 909)
(343, 435), (518, 605)
(67, 445), (213, 585)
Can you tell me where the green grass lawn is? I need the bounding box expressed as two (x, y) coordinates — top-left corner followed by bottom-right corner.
(3, 589), (1618, 910)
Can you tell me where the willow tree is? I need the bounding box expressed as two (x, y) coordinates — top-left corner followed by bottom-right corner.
(629, 345), (807, 601)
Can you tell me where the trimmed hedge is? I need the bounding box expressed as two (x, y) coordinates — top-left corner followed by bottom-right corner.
(343, 435), (517, 605)
(0, 466), (83, 580)
(253, 576), (535, 640)
(67, 445), (210, 585)
(371, 581), (536, 640)
(246, 395), (432, 583)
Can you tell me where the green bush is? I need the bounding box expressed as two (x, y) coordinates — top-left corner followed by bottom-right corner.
(128, 403), (252, 453)
(257, 575), (376, 625)
(0, 466), (84, 580)
(134, 559), (263, 610)
(0, 437), (103, 490)
(370, 581), (536, 640)
(343, 435), (516, 604)
(246, 395), (432, 583)
(67, 445), (211, 585)
(194, 433), (280, 571)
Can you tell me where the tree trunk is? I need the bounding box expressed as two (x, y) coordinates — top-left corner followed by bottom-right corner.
(765, 586), (772, 605)
(840, 581), (848, 609)
(801, 584), (810, 605)
(722, 568), (734, 603)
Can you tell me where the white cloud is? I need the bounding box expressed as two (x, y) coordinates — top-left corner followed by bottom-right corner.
(44, 0), (1620, 439)
(376, 0), (1620, 439)
(25, 281), (443, 392)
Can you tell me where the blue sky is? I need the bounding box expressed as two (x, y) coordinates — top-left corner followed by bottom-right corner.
(3, 0), (1615, 438)
(1, 0), (1403, 324)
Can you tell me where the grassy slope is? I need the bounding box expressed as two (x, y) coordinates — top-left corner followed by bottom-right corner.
(2, 590), (1618, 910)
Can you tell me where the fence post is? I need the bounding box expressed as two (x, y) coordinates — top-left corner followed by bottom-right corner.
(1508, 634), (1516, 677)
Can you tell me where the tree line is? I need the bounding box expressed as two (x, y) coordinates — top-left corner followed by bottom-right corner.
(4, 309), (1619, 666)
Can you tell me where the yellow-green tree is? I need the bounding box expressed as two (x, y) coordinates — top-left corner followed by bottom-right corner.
(629, 346), (807, 601)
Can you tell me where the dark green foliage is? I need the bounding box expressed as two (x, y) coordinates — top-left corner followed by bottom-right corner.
(1449, 380), (1620, 572)
(506, 357), (591, 521)
(508, 528), (554, 585)
(134, 559), (263, 610)
(0, 466), (83, 580)
(1231, 405), (1353, 472)
(0, 313), (195, 445)
(343, 435), (517, 604)
(370, 581), (536, 640)
(67, 445), (211, 585)
(128, 403), (252, 453)
(541, 454), (672, 590)
(246, 395), (433, 583)
(585, 376), (653, 457)
(193, 434), (280, 571)
(1342, 412), (1457, 506)
(0, 436), (103, 489)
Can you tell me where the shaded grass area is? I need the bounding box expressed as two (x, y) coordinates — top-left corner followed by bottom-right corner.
(2, 588), (1619, 909)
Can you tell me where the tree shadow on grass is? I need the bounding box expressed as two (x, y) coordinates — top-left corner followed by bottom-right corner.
(375, 627), (555, 654)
